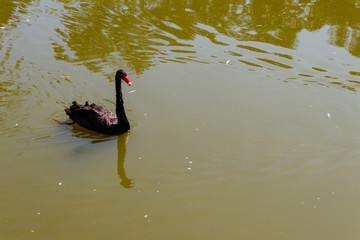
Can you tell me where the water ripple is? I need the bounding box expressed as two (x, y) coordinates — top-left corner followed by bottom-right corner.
(256, 57), (293, 69)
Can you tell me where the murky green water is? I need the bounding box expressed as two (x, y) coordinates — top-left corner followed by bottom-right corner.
(2, 0), (360, 239)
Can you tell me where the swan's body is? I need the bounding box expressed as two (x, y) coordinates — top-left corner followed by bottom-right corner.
(65, 69), (132, 135)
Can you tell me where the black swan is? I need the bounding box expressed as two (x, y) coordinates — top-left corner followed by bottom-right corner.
(65, 69), (132, 135)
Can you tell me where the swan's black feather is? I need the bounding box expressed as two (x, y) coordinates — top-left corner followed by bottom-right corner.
(65, 70), (130, 135)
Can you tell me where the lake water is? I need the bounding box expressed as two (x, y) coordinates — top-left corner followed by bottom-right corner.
(2, 0), (360, 239)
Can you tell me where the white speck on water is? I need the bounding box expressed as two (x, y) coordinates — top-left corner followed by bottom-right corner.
(327, 113), (331, 118)
(58, 182), (62, 186)
(138, 157), (142, 160)
(144, 214), (149, 218)
(185, 156), (189, 160)
(144, 113), (147, 116)
(36, 212), (40, 215)
(226, 60), (230, 64)
(187, 167), (191, 170)
(189, 161), (192, 164)
(195, 128), (199, 131)
(93, 188), (96, 192)
(129, 90), (136, 93)
(0, 27), (5, 29)
(317, 197), (320, 201)
(15, 123), (18, 126)
(26, 18), (30, 22)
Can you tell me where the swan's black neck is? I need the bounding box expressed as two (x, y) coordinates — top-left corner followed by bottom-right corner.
(115, 76), (130, 133)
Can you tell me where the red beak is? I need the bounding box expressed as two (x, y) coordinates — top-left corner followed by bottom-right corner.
(123, 75), (132, 86)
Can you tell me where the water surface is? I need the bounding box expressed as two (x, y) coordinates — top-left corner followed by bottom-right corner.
(2, 0), (360, 239)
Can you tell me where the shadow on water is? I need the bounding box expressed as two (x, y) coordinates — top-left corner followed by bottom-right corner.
(68, 123), (116, 143)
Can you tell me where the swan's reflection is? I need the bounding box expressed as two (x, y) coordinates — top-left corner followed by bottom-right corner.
(117, 132), (134, 188)
(67, 124), (134, 188)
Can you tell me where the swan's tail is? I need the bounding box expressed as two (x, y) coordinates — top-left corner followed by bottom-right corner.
(65, 101), (81, 116)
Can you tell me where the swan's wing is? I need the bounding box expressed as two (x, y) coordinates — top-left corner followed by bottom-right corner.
(65, 102), (117, 133)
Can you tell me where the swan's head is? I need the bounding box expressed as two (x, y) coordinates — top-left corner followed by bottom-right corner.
(116, 69), (132, 86)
